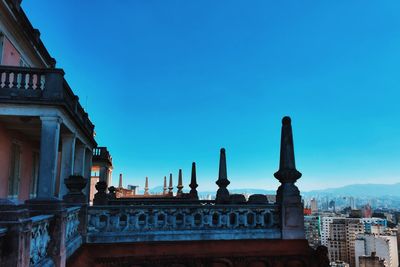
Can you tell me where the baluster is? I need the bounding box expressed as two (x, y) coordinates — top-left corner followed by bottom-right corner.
(11, 71), (18, 88)
(27, 73), (34, 89)
(19, 72), (27, 89)
(36, 74), (42, 90)
(40, 74), (46, 90)
(33, 73), (39, 90)
(0, 72), (4, 88)
(4, 70), (10, 88)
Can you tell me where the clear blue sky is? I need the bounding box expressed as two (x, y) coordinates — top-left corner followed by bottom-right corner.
(23, 1), (400, 191)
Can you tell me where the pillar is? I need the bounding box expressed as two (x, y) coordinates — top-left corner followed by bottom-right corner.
(84, 148), (92, 202)
(107, 169), (112, 188)
(73, 143), (86, 176)
(99, 166), (107, 183)
(37, 116), (62, 199)
(58, 133), (76, 198)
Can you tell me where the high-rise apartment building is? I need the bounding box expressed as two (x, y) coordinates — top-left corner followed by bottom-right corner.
(349, 197), (356, 210)
(311, 198), (318, 214)
(304, 215), (320, 249)
(328, 219), (349, 264)
(346, 219), (365, 267)
(321, 216), (345, 246)
(327, 218), (364, 267)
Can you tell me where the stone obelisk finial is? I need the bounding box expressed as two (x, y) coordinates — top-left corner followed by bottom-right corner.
(177, 169), (183, 196)
(274, 116), (304, 240)
(118, 173), (123, 189)
(215, 148), (230, 203)
(168, 173), (173, 196)
(144, 176), (149, 195)
(274, 116), (302, 184)
(163, 176), (167, 195)
(189, 162), (198, 199)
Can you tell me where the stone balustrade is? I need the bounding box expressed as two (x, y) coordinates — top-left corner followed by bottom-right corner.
(87, 203), (281, 243)
(92, 147), (113, 165)
(65, 206), (82, 259)
(30, 214), (54, 267)
(0, 65), (94, 138)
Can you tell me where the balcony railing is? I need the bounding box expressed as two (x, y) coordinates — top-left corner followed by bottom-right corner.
(65, 206), (82, 258)
(93, 147), (112, 165)
(87, 203), (281, 243)
(30, 214), (54, 267)
(0, 65), (94, 139)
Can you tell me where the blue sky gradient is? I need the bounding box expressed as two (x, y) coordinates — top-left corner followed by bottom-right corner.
(23, 1), (400, 191)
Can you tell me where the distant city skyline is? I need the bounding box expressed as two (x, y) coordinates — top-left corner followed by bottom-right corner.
(22, 1), (400, 191)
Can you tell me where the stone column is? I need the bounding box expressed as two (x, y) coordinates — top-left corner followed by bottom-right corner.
(274, 116), (305, 240)
(84, 148), (92, 202)
(37, 116), (62, 199)
(106, 169), (112, 188)
(73, 143), (86, 176)
(99, 166), (107, 183)
(59, 133), (76, 198)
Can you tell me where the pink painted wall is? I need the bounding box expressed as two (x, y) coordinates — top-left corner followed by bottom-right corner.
(0, 123), (39, 200)
(19, 142), (34, 201)
(1, 37), (21, 66)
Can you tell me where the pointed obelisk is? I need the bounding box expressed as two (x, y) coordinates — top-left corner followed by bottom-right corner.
(189, 162), (198, 199)
(144, 176), (149, 195)
(163, 176), (168, 195)
(168, 173), (173, 196)
(274, 116), (304, 239)
(215, 148), (230, 203)
(177, 169), (183, 196)
(118, 173), (123, 189)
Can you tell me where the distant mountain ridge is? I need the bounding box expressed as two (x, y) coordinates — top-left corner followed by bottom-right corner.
(303, 183), (400, 197)
(142, 183), (400, 198)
